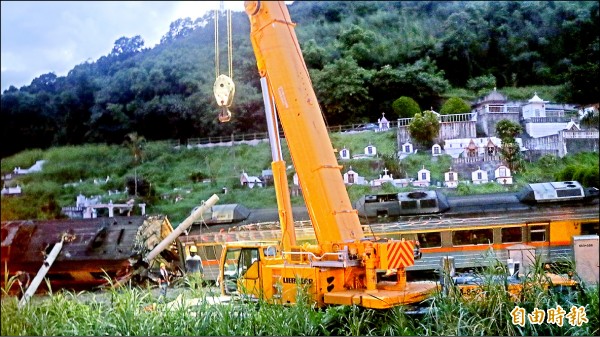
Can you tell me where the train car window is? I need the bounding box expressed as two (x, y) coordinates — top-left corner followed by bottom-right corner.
(418, 232), (441, 248)
(556, 189), (582, 197)
(530, 225), (548, 242)
(401, 200), (418, 209)
(581, 222), (599, 235)
(202, 245), (218, 260)
(195, 246), (206, 261)
(452, 229), (493, 246)
(239, 248), (259, 277)
(364, 195), (378, 202)
(223, 248), (241, 295)
(385, 233), (402, 240)
(501, 227), (522, 243)
(400, 233), (417, 241)
(419, 199), (437, 208)
(365, 193), (398, 202)
(264, 246), (277, 257)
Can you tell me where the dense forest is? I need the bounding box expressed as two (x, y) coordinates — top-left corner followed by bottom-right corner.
(1, 1), (598, 158)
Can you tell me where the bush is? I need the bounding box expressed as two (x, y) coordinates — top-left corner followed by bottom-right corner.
(392, 96), (421, 119)
(440, 97), (472, 115)
(467, 74), (496, 93)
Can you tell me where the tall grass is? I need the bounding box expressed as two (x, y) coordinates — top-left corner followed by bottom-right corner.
(419, 256), (599, 336)
(2, 262), (597, 336)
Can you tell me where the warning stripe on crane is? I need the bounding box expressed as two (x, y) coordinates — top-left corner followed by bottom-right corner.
(386, 241), (414, 269)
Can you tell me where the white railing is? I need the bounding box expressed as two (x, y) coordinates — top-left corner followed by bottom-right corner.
(562, 130), (599, 139)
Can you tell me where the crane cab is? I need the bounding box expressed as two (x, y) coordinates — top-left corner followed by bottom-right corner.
(219, 243), (282, 300)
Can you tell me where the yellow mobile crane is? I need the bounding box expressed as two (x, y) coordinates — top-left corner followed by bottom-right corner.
(218, 1), (438, 309)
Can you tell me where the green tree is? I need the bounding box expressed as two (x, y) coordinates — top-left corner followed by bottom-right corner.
(302, 39), (327, 69)
(160, 18), (196, 44)
(496, 119), (523, 139)
(396, 57), (451, 107)
(495, 119), (523, 172)
(466, 74), (496, 94)
(28, 72), (58, 94)
(433, 6), (488, 86)
(439, 97), (471, 115)
(110, 35), (144, 57)
(310, 56), (373, 125)
(392, 96), (421, 119)
(408, 110), (440, 147)
(337, 24), (378, 68)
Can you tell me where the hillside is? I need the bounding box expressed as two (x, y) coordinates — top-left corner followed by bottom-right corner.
(1, 129), (399, 224)
(1, 1), (598, 157)
(2, 126), (598, 226)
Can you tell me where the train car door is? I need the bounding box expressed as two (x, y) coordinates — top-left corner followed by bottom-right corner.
(199, 244), (222, 282)
(581, 220), (599, 236)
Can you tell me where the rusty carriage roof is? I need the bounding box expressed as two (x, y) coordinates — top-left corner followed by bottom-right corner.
(1, 215), (180, 291)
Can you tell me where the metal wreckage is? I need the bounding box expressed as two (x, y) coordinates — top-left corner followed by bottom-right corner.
(1, 196), (219, 303)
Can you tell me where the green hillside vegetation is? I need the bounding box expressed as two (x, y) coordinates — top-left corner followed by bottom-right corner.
(2, 1), (598, 158)
(2, 1), (599, 224)
(0, 130), (396, 224)
(2, 129), (598, 226)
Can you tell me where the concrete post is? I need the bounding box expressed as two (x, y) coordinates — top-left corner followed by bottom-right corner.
(18, 237), (65, 309)
(144, 194), (219, 263)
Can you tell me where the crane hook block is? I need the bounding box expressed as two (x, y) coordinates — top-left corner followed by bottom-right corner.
(214, 74), (235, 121)
(218, 107), (232, 123)
(214, 74), (235, 107)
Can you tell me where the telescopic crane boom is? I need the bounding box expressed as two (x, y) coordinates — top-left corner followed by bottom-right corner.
(218, 1), (437, 309)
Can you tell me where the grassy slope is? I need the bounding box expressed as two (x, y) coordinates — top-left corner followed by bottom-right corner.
(2, 124), (598, 225)
(1, 130), (401, 224)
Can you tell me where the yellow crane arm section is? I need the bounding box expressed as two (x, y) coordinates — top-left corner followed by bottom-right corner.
(244, 1), (364, 246)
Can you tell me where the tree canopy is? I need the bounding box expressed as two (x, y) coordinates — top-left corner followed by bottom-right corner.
(439, 97), (471, 115)
(408, 110), (440, 147)
(392, 96), (421, 119)
(496, 119), (524, 172)
(496, 119), (523, 139)
(1, 1), (598, 158)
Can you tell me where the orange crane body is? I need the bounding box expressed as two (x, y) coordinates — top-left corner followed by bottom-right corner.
(218, 1), (437, 309)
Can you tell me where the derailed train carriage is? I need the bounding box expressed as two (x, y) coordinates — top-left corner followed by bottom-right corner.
(1, 215), (185, 295)
(4, 181), (596, 290)
(181, 182), (599, 282)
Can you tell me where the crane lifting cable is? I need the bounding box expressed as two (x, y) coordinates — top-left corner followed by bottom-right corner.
(213, 3), (235, 123)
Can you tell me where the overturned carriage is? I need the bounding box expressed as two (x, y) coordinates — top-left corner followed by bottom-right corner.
(1, 215), (185, 295)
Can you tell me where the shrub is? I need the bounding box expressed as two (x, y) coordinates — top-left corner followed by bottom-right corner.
(392, 96), (421, 119)
(440, 97), (471, 115)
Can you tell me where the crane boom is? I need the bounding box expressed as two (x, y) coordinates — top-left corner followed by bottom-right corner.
(217, 1), (437, 310)
(245, 1), (363, 247)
